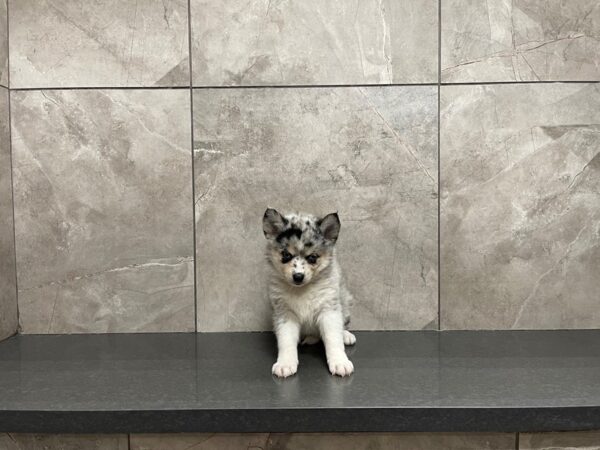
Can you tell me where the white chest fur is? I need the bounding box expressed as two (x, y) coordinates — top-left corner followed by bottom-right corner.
(284, 282), (338, 327)
(269, 265), (341, 332)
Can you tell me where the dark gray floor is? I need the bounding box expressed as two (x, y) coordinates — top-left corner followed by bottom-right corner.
(1, 330), (600, 433)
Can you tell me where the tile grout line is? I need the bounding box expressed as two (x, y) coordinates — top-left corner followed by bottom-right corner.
(6, 0), (20, 335)
(6, 0), (9, 93)
(437, 0), (441, 331)
(8, 83), (438, 91)
(191, 82), (439, 88)
(441, 80), (600, 85)
(10, 86), (193, 91)
(7, 80), (600, 92)
(187, 0), (198, 333)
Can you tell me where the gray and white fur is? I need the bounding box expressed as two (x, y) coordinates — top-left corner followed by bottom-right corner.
(263, 208), (356, 378)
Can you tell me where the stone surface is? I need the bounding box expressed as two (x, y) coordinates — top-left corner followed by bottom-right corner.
(0, 87), (17, 341)
(193, 86), (438, 331)
(11, 89), (194, 333)
(131, 434), (271, 450)
(132, 433), (515, 449)
(440, 84), (600, 329)
(191, 0), (438, 85)
(0, 0), (7, 87)
(3, 331), (600, 433)
(520, 432), (600, 449)
(0, 434), (128, 449)
(8, 0), (189, 88)
(441, 0), (600, 82)
(266, 433), (515, 449)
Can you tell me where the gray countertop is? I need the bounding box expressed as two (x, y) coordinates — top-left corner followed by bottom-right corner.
(1, 330), (599, 433)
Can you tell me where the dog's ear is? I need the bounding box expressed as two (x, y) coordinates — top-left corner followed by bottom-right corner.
(263, 208), (286, 240)
(318, 212), (341, 243)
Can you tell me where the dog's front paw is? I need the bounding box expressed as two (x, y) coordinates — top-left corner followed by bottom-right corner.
(328, 356), (354, 377)
(272, 360), (298, 378)
(343, 330), (356, 346)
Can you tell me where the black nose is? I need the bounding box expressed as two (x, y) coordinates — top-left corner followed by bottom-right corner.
(293, 273), (304, 284)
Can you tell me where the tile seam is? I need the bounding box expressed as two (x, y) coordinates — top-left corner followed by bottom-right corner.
(437, 0), (442, 330)
(187, 0), (198, 333)
(8, 81), (600, 92)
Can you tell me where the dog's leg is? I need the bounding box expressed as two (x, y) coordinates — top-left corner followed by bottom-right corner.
(319, 311), (354, 376)
(272, 319), (301, 378)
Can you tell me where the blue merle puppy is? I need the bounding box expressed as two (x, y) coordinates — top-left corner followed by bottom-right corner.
(263, 208), (356, 378)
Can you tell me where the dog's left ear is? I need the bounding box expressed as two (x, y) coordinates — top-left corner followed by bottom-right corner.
(263, 208), (286, 240)
(318, 212), (341, 243)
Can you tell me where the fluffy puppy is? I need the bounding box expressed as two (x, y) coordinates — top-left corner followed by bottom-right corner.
(263, 208), (356, 378)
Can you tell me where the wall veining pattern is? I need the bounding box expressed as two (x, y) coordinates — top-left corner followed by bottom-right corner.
(11, 90), (194, 333)
(0, 0), (18, 341)
(441, 0), (600, 82)
(9, 0), (189, 87)
(1, 0), (599, 336)
(441, 83), (600, 330)
(0, 86), (18, 341)
(194, 86), (438, 331)
(0, 0), (7, 86)
(1, 0), (599, 447)
(191, 0), (438, 85)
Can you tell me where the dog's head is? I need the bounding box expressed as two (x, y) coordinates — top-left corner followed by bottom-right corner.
(262, 208), (341, 287)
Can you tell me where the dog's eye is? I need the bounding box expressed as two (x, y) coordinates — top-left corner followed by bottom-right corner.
(281, 250), (293, 263)
(306, 254), (319, 265)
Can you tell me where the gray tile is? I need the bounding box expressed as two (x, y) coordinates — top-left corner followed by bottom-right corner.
(11, 89), (194, 333)
(440, 84), (600, 329)
(191, 0), (438, 85)
(267, 433), (516, 449)
(0, 87), (17, 341)
(131, 433), (516, 450)
(520, 432), (600, 449)
(0, 0), (7, 87)
(194, 86), (438, 331)
(441, 0), (600, 82)
(9, 0), (189, 88)
(131, 434), (270, 449)
(0, 434), (128, 449)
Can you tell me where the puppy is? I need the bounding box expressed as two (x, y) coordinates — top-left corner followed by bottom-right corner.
(263, 208), (356, 378)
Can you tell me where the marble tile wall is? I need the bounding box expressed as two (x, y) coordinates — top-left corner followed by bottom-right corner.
(8, 0), (189, 88)
(5, 432), (600, 449)
(0, 0), (598, 336)
(193, 86), (438, 331)
(441, 0), (600, 82)
(0, 86), (17, 341)
(11, 89), (195, 333)
(520, 432), (600, 449)
(130, 433), (516, 449)
(440, 83), (600, 330)
(0, 434), (128, 449)
(190, 0), (438, 85)
(0, 0), (7, 87)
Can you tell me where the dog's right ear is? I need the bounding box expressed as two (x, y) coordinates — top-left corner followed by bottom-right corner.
(263, 208), (286, 240)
